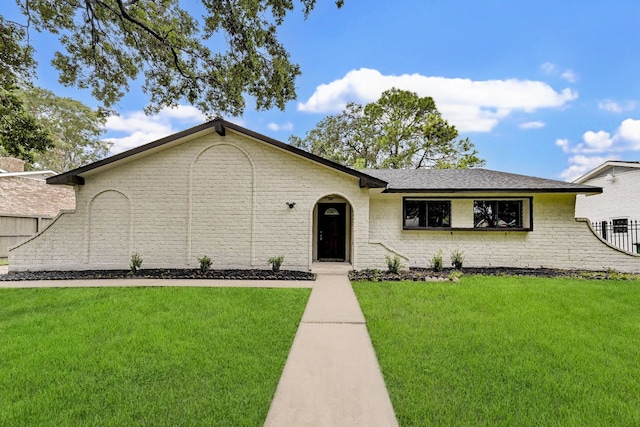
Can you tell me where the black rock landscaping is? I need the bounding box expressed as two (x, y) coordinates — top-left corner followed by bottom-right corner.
(349, 267), (640, 281)
(0, 268), (316, 281)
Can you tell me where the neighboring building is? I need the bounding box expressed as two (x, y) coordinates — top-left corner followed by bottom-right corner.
(9, 120), (640, 272)
(0, 157), (75, 257)
(574, 160), (640, 254)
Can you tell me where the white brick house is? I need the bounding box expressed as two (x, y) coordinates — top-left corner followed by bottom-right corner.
(9, 120), (640, 273)
(574, 160), (640, 254)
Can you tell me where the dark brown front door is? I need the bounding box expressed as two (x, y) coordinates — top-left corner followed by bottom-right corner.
(318, 203), (346, 260)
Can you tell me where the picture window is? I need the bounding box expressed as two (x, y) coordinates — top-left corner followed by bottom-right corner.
(404, 200), (451, 229)
(474, 200), (523, 228)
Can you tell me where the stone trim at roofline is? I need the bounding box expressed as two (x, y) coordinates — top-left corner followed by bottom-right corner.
(46, 119), (388, 189)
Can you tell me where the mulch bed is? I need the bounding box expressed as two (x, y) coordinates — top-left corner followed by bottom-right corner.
(2, 267), (637, 282)
(349, 267), (640, 281)
(0, 268), (316, 281)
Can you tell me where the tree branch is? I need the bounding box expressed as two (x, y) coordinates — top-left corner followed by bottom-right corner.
(111, 0), (189, 78)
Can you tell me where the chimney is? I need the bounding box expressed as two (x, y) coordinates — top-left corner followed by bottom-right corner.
(0, 157), (26, 173)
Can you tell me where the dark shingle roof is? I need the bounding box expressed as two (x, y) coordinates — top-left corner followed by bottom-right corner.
(363, 168), (602, 194)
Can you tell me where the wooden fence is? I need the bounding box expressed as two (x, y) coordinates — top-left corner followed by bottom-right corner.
(0, 214), (53, 258)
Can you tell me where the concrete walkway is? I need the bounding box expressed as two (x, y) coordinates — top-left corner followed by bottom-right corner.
(265, 263), (398, 427)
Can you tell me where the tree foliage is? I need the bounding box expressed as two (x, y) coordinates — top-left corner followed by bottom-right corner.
(8, 0), (342, 117)
(290, 88), (485, 169)
(0, 17), (53, 160)
(1, 0), (344, 160)
(18, 87), (110, 171)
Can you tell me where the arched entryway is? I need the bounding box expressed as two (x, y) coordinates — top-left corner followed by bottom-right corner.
(313, 195), (352, 262)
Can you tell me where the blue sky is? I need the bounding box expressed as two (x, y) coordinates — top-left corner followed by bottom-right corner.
(7, 0), (640, 180)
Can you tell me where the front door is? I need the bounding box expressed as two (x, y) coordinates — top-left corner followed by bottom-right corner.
(318, 203), (346, 260)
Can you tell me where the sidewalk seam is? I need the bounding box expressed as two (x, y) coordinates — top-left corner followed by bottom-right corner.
(303, 321), (366, 325)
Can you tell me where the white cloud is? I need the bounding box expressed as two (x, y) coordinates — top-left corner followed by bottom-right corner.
(561, 70), (577, 83)
(104, 105), (207, 154)
(598, 99), (637, 113)
(298, 68), (577, 132)
(558, 118), (640, 180)
(556, 138), (571, 153)
(541, 62), (557, 74)
(520, 121), (545, 129)
(617, 118), (640, 148)
(581, 130), (614, 152)
(267, 121), (294, 132)
(560, 155), (611, 182)
(541, 62), (577, 82)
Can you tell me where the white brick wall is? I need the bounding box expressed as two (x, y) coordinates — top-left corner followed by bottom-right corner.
(9, 127), (640, 273)
(575, 170), (640, 221)
(361, 193), (640, 273)
(10, 129), (371, 272)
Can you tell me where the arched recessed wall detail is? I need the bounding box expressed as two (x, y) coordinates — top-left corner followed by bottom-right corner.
(87, 189), (133, 265)
(188, 143), (256, 268)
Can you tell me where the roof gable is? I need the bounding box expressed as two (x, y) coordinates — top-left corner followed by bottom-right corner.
(46, 119), (387, 189)
(573, 160), (640, 183)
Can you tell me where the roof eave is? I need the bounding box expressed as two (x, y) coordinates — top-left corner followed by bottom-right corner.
(47, 174), (84, 185)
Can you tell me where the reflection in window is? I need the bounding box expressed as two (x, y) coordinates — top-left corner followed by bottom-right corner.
(404, 200), (451, 228)
(324, 208), (340, 216)
(474, 200), (523, 228)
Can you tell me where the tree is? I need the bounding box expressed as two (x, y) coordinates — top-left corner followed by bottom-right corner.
(291, 88), (485, 169)
(1, 1), (343, 159)
(17, 87), (110, 171)
(0, 17), (53, 160)
(6, 0), (343, 117)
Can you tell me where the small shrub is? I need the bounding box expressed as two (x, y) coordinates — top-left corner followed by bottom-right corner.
(198, 255), (212, 272)
(386, 255), (404, 274)
(268, 255), (284, 272)
(130, 252), (143, 274)
(448, 270), (464, 281)
(450, 249), (465, 270)
(431, 249), (443, 272)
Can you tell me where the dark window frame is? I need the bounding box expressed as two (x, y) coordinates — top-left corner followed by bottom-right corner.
(474, 199), (525, 229)
(472, 197), (533, 231)
(402, 196), (533, 232)
(403, 198), (452, 230)
(612, 218), (629, 233)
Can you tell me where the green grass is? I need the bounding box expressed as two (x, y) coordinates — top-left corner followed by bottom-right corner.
(353, 276), (640, 426)
(0, 287), (310, 426)
(0, 258), (8, 266)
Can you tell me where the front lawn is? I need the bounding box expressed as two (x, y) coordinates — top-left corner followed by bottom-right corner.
(0, 287), (310, 426)
(353, 276), (640, 426)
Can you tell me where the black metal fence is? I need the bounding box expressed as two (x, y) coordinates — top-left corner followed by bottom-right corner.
(591, 219), (640, 254)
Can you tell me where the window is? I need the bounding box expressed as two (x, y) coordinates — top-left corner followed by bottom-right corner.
(613, 218), (628, 233)
(474, 200), (523, 228)
(404, 199), (451, 229)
